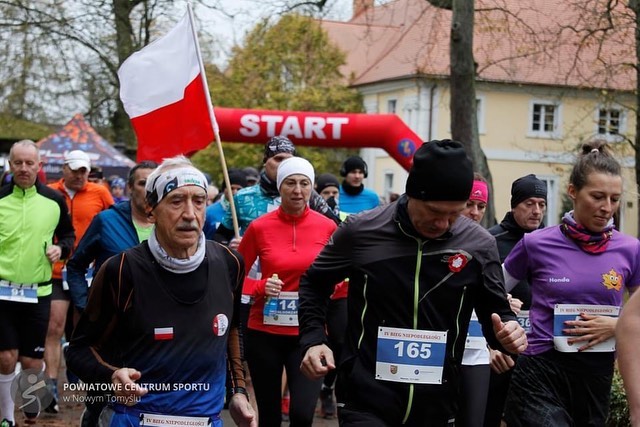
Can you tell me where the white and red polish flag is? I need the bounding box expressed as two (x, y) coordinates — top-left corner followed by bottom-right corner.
(118, 7), (217, 162)
(154, 327), (174, 341)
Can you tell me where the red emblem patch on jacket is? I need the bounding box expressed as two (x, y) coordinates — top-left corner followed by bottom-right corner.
(212, 314), (229, 336)
(448, 254), (468, 273)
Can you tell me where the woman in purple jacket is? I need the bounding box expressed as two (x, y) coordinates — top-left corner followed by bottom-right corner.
(503, 141), (640, 426)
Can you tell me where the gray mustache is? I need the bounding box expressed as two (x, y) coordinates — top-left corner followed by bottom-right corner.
(176, 222), (199, 231)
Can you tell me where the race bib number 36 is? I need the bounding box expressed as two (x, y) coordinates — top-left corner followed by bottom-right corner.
(375, 326), (447, 384)
(517, 310), (531, 334)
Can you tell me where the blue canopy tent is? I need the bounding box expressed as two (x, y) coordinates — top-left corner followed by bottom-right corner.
(37, 114), (135, 182)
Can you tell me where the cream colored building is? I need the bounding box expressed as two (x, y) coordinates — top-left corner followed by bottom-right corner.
(321, 0), (637, 234)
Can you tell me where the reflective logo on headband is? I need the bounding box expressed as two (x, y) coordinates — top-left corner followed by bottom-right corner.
(146, 167), (208, 208)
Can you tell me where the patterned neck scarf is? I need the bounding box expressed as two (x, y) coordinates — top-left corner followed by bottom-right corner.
(148, 228), (205, 273)
(560, 211), (614, 254)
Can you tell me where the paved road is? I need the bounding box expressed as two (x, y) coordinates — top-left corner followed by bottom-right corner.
(220, 409), (339, 426)
(28, 397), (339, 426)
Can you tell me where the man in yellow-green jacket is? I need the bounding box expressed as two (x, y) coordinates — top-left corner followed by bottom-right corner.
(0, 140), (74, 427)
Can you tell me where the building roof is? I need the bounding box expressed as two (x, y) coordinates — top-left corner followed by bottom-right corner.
(321, 0), (635, 91)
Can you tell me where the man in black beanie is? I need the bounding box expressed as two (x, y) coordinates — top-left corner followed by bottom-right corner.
(315, 173), (343, 220)
(299, 139), (527, 427)
(339, 155), (380, 214)
(485, 173), (547, 427)
(242, 166), (260, 186)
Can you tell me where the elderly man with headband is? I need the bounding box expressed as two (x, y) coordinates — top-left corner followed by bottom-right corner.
(67, 156), (256, 427)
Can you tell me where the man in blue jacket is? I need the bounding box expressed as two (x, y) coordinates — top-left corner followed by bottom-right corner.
(338, 156), (380, 214)
(66, 160), (158, 311)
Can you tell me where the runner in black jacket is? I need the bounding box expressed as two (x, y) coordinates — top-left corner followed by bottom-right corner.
(299, 140), (527, 426)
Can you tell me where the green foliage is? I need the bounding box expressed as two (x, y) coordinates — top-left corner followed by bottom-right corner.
(0, 114), (53, 141)
(195, 13), (362, 181)
(212, 14), (362, 113)
(607, 367), (630, 427)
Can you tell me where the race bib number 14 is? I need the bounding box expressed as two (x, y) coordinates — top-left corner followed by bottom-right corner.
(263, 291), (298, 326)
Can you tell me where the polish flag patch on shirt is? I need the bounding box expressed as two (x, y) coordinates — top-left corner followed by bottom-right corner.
(154, 327), (174, 341)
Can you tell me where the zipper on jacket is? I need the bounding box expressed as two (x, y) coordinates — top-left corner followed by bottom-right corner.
(292, 220), (296, 252)
(452, 286), (467, 360)
(356, 274), (368, 350)
(401, 238), (424, 424)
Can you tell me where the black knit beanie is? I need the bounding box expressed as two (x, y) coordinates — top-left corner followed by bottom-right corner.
(221, 168), (247, 191)
(405, 140), (473, 201)
(315, 173), (340, 193)
(510, 174), (547, 208)
(341, 156), (368, 177)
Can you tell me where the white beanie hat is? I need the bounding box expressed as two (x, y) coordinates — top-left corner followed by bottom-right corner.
(277, 157), (315, 190)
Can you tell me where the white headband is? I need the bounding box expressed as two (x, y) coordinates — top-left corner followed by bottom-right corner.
(145, 167), (208, 208)
(277, 157), (315, 190)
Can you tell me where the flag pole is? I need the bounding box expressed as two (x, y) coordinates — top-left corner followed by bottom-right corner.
(187, 3), (240, 239)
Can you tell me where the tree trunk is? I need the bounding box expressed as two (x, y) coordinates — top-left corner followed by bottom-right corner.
(112, 0), (137, 154)
(449, 0), (495, 226)
(632, 1), (640, 237)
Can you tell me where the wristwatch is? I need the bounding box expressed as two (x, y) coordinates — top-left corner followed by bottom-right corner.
(230, 386), (250, 400)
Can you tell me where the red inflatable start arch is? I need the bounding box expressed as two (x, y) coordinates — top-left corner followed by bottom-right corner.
(214, 107), (421, 171)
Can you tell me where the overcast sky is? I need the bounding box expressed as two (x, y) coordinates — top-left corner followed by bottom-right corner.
(172, 0), (355, 66)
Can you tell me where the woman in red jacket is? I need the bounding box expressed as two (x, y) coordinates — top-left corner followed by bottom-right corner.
(239, 157), (337, 426)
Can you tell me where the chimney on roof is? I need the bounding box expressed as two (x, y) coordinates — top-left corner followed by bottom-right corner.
(353, 0), (374, 18)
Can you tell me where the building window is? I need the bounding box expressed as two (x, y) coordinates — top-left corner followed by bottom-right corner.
(387, 99), (397, 114)
(532, 104), (555, 132)
(528, 101), (561, 138)
(476, 96), (486, 134)
(597, 107), (625, 141)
